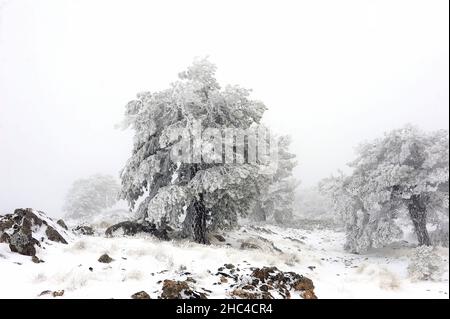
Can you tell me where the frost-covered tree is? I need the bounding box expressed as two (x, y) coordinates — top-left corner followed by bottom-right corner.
(321, 125), (449, 253)
(252, 135), (298, 224)
(64, 174), (120, 219)
(119, 58), (272, 243)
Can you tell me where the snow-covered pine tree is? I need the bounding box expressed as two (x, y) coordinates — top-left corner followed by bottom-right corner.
(119, 58), (271, 244)
(320, 125), (449, 253)
(64, 174), (120, 219)
(252, 135), (298, 224)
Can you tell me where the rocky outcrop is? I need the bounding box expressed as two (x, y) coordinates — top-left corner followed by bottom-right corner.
(0, 208), (69, 257)
(9, 231), (39, 256)
(73, 225), (95, 236)
(105, 221), (169, 241)
(160, 280), (207, 299)
(212, 264), (317, 299)
(235, 266), (317, 299)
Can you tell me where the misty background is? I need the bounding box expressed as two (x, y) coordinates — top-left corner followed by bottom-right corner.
(0, 0), (448, 218)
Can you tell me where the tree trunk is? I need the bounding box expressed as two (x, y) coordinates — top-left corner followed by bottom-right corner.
(192, 193), (209, 244)
(252, 201), (266, 222)
(408, 194), (431, 246)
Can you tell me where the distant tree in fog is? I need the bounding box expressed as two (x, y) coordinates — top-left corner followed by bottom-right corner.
(295, 186), (334, 220)
(321, 125), (449, 253)
(64, 174), (120, 219)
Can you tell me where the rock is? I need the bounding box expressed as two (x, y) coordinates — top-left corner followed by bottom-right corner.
(73, 225), (95, 236)
(240, 237), (282, 253)
(228, 266), (317, 300)
(240, 242), (260, 250)
(98, 254), (113, 263)
(251, 267), (278, 282)
(213, 234), (226, 242)
(38, 290), (52, 296)
(186, 277), (196, 283)
(131, 291), (151, 299)
(0, 208), (68, 257)
(293, 276), (315, 294)
(160, 280), (207, 299)
(224, 263), (235, 269)
(31, 256), (41, 263)
(241, 284), (256, 290)
(260, 284), (269, 292)
(0, 232), (10, 244)
(301, 290), (317, 299)
(52, 290), (64, 297)
(56, 219), (68, 230)
(0, 218), (14, 232)
(105, 221), (169, 240)
(45, 226), (68, 244)
(9, 231), (37, 256)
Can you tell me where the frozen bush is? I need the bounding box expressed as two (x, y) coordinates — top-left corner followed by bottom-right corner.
(407, 246), (445, 281)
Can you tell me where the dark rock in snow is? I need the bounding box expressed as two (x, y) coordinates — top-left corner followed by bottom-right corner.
(31, 256), (41, 263)
(38, 290), (65, 297)
(46, 226), (68, 244)
(131, 291), (151, 299)
(221, 266), (317, 299)
(160, 280), (208, 299)
(0, 232), (10, 244)
(240, 242), (260, 250)
(52, 290), (64, 297)
(105, 221), (169, 240)
(9, 231), (38, 256)
(56, 219), (68, 230)
(98, 253), (113, 263)
(213, 234), (226, 242)
(0, 208), (69, 257)
(0, 218), (14, 232)
(38, 290), (52, 297)
(73, 225), (95, 236)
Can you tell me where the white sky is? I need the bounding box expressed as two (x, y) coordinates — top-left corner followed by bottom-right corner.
(0, 0), (448, 217)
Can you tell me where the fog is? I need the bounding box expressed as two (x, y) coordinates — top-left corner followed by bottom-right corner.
(0, 0), (448, 218)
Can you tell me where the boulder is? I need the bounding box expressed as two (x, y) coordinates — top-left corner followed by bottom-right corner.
(56, 219), (68, 230)
(213, 234), (226, 242)
(160, 280), (207, 299)
(73, 225), (95, 236)
(131, 291), (151, 299)
(46, 226), (68, 244)
(52, 290), (64, 297)
(98, 253), (113, 263)
(0, 232), (10, 244)
(0, 208), (69, 257)
(219, 265), (317, 299)
(105, 221), (169, 240)
(9, 231), (38, 256)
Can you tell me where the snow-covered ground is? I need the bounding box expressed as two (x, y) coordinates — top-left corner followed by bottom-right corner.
(0, 223), (448, 299)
